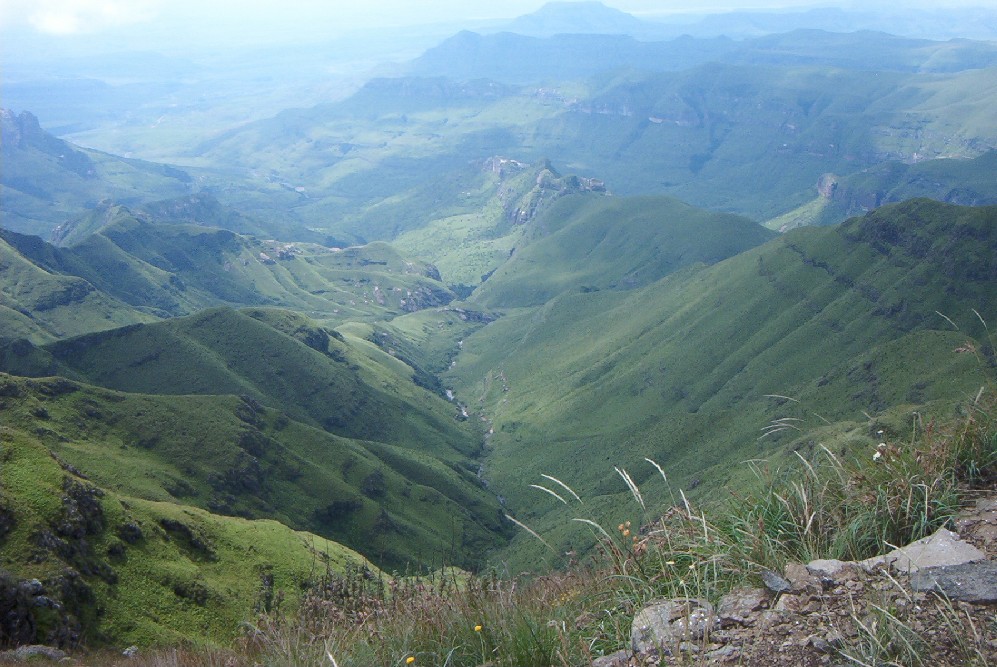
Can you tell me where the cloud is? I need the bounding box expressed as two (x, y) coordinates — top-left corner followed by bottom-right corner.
(1, 0), (160, 35)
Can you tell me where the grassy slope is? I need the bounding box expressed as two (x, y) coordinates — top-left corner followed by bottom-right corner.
(446, 199), (997, 569)
(0, 212), (456, 343)
(0, 380), (378, 648)
(15, 308), (472, 458)
(393, 159), (623, 290)
(0, 232), (155, 343)
(532, 64), (997, 219)
(0, 369), (506, 576)
(0, 111), (192, 238)
(52, 193), (313, 247)
(765, 150), (997, 231)
(188, 50), (997, 238)
(470, 194), (777, 308)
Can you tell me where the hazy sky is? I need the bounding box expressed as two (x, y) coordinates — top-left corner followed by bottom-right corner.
(2, 0), (985, 36)
(0, 0), (991, 58)
(0, 1), (798, 35)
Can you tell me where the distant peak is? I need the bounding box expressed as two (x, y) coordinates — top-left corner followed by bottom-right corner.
(505, 0), (644, 37)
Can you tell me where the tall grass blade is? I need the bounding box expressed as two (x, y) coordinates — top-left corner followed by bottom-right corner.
(530, 484), (568, 505)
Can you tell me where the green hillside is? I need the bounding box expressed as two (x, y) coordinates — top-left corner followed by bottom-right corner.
(0, 232), (155, 343)
(0, 211), (457, 343)
(51, 193), (324, 247)
(0, 375), (383, 647)
(767, 150), (997, 231)
(445, 199), (996, 569)
(528, 63), (997, 219)
(392, 158), (610, 290)
(6, 308), (470, 454)
(0, 358), (506, 574)
(187, 60), (997, 238)
(0, 110), (193, 238)
(470, 194), (777, 308)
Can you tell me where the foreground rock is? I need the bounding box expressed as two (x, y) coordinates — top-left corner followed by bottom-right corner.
(0, 645), (68, 662)
(911, 561), (997, 602)
(858, 527), (985, 573)
(606, 510), (997, 666)
(631, 598), (718, 655)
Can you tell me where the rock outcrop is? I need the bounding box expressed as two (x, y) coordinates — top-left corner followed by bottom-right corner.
(609, 503), (997, 666)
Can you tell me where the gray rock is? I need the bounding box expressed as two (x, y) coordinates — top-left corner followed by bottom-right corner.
(631, 598), (717, 655)
(784, 562), (819, 592)
(705, 644), (739, 660)
(910, 561), (997, 602)
(825, 629), (846, 648)
(590, 649), (629, 666)
(761, 569), (792, 593)
(30, 595), (61, 610)
(716, 587), (770, 626)
(859, 527), (984, 573)
(808, 635), (834, 654)
(807, 559), (862, 583)
(13, 645), (68, 661)
(17, 579), (44, 597)
(122, 645), (140, 658)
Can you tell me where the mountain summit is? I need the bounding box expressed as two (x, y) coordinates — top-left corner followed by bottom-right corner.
(503, 1), (647, 36)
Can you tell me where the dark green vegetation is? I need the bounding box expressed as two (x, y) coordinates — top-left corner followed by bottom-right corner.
(0, 207), (456, 343)
(0, 307), (509, 571)
(468, 195), (776, 308)
(443, 199), (997, 569)
(66, 393), (996, 666)
(0, 374), (383, 647)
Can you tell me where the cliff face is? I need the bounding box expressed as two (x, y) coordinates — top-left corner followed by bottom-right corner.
(1, 109), (96, 179)
(504, 160), (607, 226)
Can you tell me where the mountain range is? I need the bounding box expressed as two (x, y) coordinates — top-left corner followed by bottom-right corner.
(1, 1), (996, 650)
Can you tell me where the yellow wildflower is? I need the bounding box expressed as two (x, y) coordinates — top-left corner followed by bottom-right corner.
(474, 625), (483, 632)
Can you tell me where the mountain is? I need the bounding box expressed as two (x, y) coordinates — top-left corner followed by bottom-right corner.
(442, 199), (997, 568)
(0, 110), (193, 237)
(469, 194), (777, 308)
(767, 151), (997, 232)
(187, 46), (997, 236)
(11, 29), (994, 246)
(51, 193), (328, 247)
(503, 1), (650, 38)
(0, 229), (155, 343)
(0, 372), (383, 646)
(409, 31), (737, 84)
(647, 6), (997, 42)
(495, 3), (997, 42)
(0, 210), (456, 343)
(410, 29), (997, 85)
(0, 307), (508, 572)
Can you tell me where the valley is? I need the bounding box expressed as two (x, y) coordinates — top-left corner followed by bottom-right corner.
(1, 1), (995, 661)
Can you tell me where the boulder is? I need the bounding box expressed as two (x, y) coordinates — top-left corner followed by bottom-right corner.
(783, 562), (819, 593)
(590, 649), (629, 666)
(631, 598), (717, 655)
(0, 645), (69, 662)
(806, 559), (863, 583)
(859, 527), (984, 573)
(716, 587), (770, 627)
(910, 561), (997, 603)
(760, 569), (792, 593)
